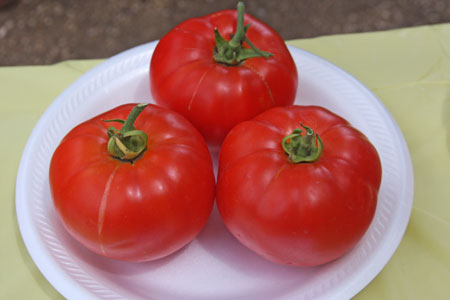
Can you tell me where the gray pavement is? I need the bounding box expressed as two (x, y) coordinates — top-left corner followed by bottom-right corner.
(1, 0), (450, 66)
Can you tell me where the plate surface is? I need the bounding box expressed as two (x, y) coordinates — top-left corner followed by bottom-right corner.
(16, 42), (414, 300)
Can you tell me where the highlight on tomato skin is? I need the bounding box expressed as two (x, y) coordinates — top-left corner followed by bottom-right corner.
(216, 105), (382, 267)
(150, 2), (298, 148)
(49, 103), (216, 262)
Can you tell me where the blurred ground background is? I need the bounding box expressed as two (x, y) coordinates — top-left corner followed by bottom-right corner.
(1, 0), (450, 66)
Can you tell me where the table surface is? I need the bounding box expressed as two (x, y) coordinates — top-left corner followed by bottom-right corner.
(2, 23), (450, 299)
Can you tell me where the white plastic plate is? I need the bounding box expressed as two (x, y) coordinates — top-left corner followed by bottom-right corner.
(16, 41), (414, 300)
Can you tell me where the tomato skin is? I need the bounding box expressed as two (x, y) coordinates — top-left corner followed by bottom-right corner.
(150, 9), (298, 147)
(49, 104), (215, 262)
(216, 105), (382, 267)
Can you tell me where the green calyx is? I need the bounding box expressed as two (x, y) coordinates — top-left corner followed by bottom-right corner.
(103, 103), (148, 162)
(213, 2), (273, 66)
(281, 123), (323, 163)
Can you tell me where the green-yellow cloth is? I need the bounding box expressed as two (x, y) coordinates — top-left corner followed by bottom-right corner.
(2, 24), (449, 299)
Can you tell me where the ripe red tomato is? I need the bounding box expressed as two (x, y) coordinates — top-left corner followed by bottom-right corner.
(49, 103), (215, 262)
(216, 105), (382, 267)
(150, 3), (298, 148)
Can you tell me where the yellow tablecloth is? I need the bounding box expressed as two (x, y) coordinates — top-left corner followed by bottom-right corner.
(2, 24), (450, 299)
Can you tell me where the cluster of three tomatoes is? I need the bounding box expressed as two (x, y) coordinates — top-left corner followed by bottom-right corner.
(50, 3), (381, 267)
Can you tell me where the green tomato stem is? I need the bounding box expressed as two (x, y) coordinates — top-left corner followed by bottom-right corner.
(213, 1), (273, 65)
(281, 123), (323, 163)
(228, 2), (246, 49)
(103, 103), (148, 161)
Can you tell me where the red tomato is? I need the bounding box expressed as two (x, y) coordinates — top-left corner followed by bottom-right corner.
(216, 105), (382, 267)
(49, 103), (215, 262)
(150, 3), (298, 148)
